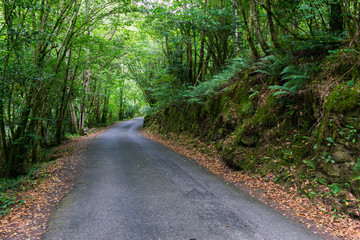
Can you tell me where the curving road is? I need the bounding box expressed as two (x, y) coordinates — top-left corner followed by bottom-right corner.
(43, 118), (322, 240)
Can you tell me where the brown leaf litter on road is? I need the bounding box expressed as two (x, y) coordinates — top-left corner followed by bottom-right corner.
(143, 130), (360, 240)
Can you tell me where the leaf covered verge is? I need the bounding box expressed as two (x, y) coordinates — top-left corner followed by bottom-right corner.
(0, 124), (116, 239)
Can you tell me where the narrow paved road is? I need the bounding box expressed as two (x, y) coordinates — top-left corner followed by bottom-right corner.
(43, 118), (322, 240)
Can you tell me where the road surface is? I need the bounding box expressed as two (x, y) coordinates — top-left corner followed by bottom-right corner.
(43, 118), (322, 240)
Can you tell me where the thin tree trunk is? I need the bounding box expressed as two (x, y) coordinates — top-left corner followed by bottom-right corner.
(192, 25), (197, 84)
(251, 0), (270, 53)
(70, 101), (78, 133)
(96, 95), (101, 123)
(197, 0), (208, 82)
(118, 87), (125, 120)
(265, 0), (281, 50)
(330, 2), (344, 34)
(101, 96), (108, 123)
(234, 0), (240, 55)
(0, 89), (9, 177)
(79, 67), (90, 134)
(56, 50), (73, 144)
(186, 24), (193, 84)
(239, 0), (259, 59)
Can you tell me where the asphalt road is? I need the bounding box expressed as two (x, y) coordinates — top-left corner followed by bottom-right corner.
(43, 118), (322, 240)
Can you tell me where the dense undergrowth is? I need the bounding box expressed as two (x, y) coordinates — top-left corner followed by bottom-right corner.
(144, 46), (360, 219)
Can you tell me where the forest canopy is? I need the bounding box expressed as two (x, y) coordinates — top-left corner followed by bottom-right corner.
(1, 0), (359, 177)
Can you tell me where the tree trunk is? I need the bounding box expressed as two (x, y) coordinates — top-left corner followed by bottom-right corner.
(330, 1), (344, 34)
(101, 90), (108, 123)
(197, 0), (208, 82)
(79, 68), (90, 135)
(251, 0), (270, 53)
(186, 24), (194, 84)
(234, 0), (240, 55)
(265, 0), (281, 50)
(192, 25), (197, 84)
(70, 101), (78, 133)
(239, 0), (259, 59)
(7, 90), (33, 177)
(0, 88), (9, 177)
(118, 87), (125, 120)
(55, 51), (73, 144)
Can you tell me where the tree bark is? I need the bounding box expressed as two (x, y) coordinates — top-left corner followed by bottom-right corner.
(239, 0), (259, 59)
(70, 101), (78, 133)
(56, 50), (73, 144)
(265, 0), (281, 50)
(330, 1), (344, 34)
(186, 24), (194, 84)
(197, 0), (208, 82)
(118, 87), (125, 120)
(79, 68), (91, 135)
(251, 0), (270, 53)
(234, 0), (240, 55)
(0, 88), (9, 177)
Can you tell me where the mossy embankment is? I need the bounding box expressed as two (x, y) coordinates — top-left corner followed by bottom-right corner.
(144, 49), (360, 219)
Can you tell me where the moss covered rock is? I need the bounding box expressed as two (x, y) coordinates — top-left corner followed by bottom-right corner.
(325, 83), (360, 113)
(332, 145), (352, 163)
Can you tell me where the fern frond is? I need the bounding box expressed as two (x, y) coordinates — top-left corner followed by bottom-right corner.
(269, 85), (289, 91)
(254, 69), (273, 76)
(273, 91), (288, 96)
(282, 75), (309, 81)
(281, 66), (299, 76)
(260, 54), (277, 63)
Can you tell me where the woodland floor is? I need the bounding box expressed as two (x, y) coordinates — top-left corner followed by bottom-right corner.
(142, 130), (360, 240)
(0, 124), (115, 240)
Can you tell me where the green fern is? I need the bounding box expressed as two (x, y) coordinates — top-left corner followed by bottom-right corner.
(269, 65), (310, 95)
(187, 56), (252, 101)
(254, 51), (291, 78)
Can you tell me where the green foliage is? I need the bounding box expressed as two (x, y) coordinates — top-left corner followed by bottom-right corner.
(269, 65), (311, 95)
(0, 192), (17, 217)
(326, 137), (335, 146)
(146, 56), (252, 112)
(321, 152), (335, 164)
(329, 183), (342, 196)
(254, 50), (316, 95)
(256, 49), (318, 96)
(294, 35), (343, 56)
(2, 0), (360, 214)
(353, 158), (360, 174)
(188, 57), (252, 102)
(255, 51), (291, 78)
(0, 0), (149, 177)
(303, 159), (316, 171)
